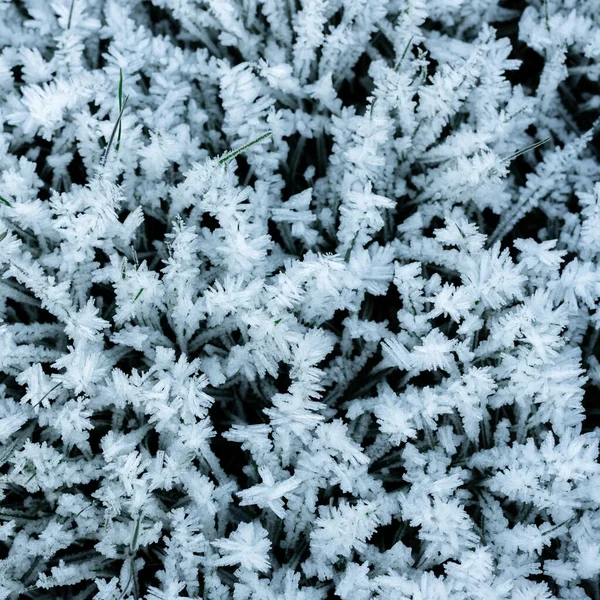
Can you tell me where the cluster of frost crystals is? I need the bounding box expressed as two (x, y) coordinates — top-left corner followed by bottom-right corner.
(1, 0), (600, 598)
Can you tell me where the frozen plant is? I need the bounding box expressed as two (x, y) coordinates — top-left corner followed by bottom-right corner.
(0, 0), (600, 599)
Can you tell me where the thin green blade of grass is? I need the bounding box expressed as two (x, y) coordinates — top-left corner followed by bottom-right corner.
(344, 231), (360, 262)
(502, 136), (551, 163)
(394, 35), (414, 71)
(130, 512), (143, 554)
(67, 0), (75, 29)
(133, 288), (144, 301)
(37, 382), (62, 405)
(101, 94), (129, 166)
(116, 69), (123, 152)
(219, 131), (272, 165)
(0, 195), (12, 207)
(118, 69), (123, 114)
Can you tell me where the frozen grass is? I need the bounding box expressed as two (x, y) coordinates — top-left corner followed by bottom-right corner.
(0, 1), (599, 599)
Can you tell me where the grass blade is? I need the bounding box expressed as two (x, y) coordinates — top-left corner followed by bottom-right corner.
(502, 136), (551, 163)
(67, 0), (75, 29)
(219, 131), (272, 165)
(116, 69), (123, 152)
(101, 94), (129, 166)
(130, 512), (143, 554)
(0, 195), (12, 207)
(394, 35), (413, 71)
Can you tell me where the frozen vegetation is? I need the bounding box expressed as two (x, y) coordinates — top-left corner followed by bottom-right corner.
(1, 0), (600, 598)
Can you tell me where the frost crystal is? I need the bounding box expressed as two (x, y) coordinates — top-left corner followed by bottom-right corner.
(0, 0), (600, 599)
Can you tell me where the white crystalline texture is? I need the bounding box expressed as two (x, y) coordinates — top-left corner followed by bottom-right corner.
(0, 0), (599, 599)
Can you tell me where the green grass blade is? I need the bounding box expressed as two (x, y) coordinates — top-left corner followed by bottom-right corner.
(67, 0), (75, 29)
(116, 69), (123, 152)
(0, 195), (12, 207)
(502, 137), (551, 163)
(219, 131), (272, 165)
(394, 35), (413, 71)
(101, 94), (129, 166)
(130, 512), (143, 553)
(344, 231), (360, 262)
(37, 382), (62, 405)
(118, 69), (123, 110)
